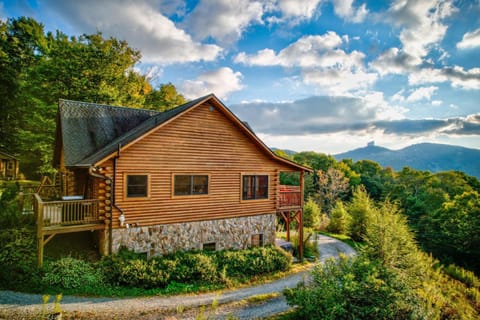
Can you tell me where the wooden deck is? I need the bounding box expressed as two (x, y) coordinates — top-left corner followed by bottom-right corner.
(34, 193), (104, 266)
(279, 185), (302, 209)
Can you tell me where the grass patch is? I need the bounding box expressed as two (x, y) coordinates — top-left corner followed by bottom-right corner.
(245, 292), (280, 304)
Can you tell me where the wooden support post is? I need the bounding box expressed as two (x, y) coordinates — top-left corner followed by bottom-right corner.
(36, 195), (44, 268)
(299, 171), (305, 262)
(299, 209), (304, 262)
(286, 211), (290, 242)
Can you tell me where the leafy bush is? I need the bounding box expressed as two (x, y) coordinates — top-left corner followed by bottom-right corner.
(42, 257), (104, 290)
(444, 264), (480, 289)
(285, 255), (419, 320)
(326, 200), (348, 234)
(0, 228), (42, 291)
(347, 187), (374, 242)
(303, 197), (320, 228)
(100, 246), (290, 290)
(0, 183), (35, 228)
(290, 229), (318, 259)
(164, 251), (219, 283)
(215, 246), (291, 278)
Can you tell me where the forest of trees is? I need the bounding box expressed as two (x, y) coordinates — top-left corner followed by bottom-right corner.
(0, 17), (185, 179)
(276, 150), (480, 275)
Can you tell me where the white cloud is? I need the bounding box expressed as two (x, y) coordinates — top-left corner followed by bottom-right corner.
(42, 0), (222, 64)
(406, 86), (438, 102)
(457, 28), (480, 49)
(180, 67), (244, 100)
(370, 48), (418, 76)
(185, 0), (264, 44)
(388, 0), (457, 64)
(432, 100), (443, 106)
(409, 66), (480, 90)
(331, 0), (368, 23)
(302, 67), (377, 95)
(235, 32), (344, 67)
(235, 32), (377, 95)
(275, 0), (322, 20)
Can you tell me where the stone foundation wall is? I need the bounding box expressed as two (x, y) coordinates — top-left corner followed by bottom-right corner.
(111, 213), (276, 256)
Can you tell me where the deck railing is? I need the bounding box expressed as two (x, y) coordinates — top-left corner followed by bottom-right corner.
(35, 194), (100, 227)
(279, 185), (302, 208)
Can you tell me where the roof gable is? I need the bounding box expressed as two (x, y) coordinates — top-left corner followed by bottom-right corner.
(56, 99), (159, 167)
(56, 95), (311, 172)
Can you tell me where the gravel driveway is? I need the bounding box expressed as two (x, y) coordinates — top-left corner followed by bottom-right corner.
(0, 234), (355, 319)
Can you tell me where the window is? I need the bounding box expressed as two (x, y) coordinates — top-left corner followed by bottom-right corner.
(174, 175), (209, 196)
(126, 175), (148, 198)
(242, 175), (268, 200)
(203, 242), (216, 251)
(251, 234), (264, 247)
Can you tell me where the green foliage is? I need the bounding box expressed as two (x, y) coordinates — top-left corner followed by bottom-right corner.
(287, 197), (480, 320)
(42, 257), (104, 290)
(0, 228), (42, 291)
(165, 251), (219, 283)
(0, 183), (36, 228)
(303, 197), (320, 228)
(420, 191), (480, 272)
(326, 201), (348, 234)
(444, 264), (480, 289)
(144, 83), (185, 111)
(363, 200), (422, 275)
(285, 255), (418, 320)
(347, 186), (375, 242)
(214, 246), (291, 278)
(100, 246), (290, 290)
(317, 168), (350, 213)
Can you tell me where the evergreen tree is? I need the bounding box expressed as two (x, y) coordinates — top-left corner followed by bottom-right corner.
(326, 200), (348, 234)
(347, 186), (374, 242)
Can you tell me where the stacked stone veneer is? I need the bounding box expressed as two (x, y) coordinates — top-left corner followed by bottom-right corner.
(111, 213), (276, 256)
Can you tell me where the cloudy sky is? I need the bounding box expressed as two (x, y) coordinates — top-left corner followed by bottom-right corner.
(2, 0), (479, 154)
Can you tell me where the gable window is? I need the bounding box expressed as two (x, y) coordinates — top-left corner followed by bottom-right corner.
(126, 174), (149, 198)
(242, 175), (268, 200)
(174, 174), (209, 196)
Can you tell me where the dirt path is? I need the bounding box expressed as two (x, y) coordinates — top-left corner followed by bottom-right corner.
(0, 234), (355, 319)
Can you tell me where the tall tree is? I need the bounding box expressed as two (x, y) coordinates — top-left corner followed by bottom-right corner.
(317, 168), (350, 214)
(0, 17), (46, 154)
(0, 17), (185, 178)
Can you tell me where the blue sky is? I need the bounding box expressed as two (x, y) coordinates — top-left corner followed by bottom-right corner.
(1, 0), (479, 154)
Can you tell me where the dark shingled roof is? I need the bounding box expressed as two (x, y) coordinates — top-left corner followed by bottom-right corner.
(58, 95), (213, 167)
(56, 94), (312, 172)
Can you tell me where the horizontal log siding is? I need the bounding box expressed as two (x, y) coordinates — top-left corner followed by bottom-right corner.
(105, 103), (296, 228)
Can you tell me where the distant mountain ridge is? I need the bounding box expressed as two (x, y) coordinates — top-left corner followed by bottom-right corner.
(334, 142), (480, 178)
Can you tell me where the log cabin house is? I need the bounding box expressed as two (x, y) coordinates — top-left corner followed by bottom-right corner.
(0, 150), (19, 180)
(35, 94), (311, 266)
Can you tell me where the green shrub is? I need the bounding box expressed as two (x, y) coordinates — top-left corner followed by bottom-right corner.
(0, 183), (34, 228)
(0, 228), (42, 291)
(99, 246), (291, 291)
(285, 255), (422, 320)
(444, 264), (480, 289)
(166, 251), (219, 283)
(303, 197), (320, 228)
(290, 229), (318, 259)
(42, 257), (103, 290)
(326, 200), (348, 234)
(100, 255), (169, 288)
(347, 187), (375, 242)
(215, 246), (291, 277)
